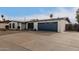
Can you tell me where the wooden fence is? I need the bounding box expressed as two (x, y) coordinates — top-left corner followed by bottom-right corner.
(65, 24), (79, 31)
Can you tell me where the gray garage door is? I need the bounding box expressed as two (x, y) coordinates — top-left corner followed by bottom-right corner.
(38, 22), (58, 32)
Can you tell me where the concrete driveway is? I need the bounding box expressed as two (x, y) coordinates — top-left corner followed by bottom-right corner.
(0, 31), (79, 51)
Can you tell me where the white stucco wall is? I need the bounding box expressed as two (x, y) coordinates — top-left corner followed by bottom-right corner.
(18, 22), (22, 30)
(26, 23), (28, 30)
(9, 22), (18, 30)
(9, 22), (27, 30)
(34, 22), (38, 30)
(9, 22), (12, 29)
(21, 23), (26, 30)
(33, 19), (68, 32)
(58, 20), (67, 32)
(9, 19), (68, 32)
(15, 22), (18, 29)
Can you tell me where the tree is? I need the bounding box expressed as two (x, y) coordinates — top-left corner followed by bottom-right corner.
(50, 14), (53, 19)
(1, 14), (4, 17)
(1, 15), (4, 18)
(76, 9), (79, 23)
(76, 14), (79, 23)
(3, 18), (5, 21)
(1, 15), (5, 21)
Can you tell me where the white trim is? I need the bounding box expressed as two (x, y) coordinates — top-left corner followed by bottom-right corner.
(34, 22), (38, 30)
(19, 23), (22, 30)
(26, 23), (28, 30)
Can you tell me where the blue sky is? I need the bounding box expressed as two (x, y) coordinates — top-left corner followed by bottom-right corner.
(0, 7), (74, 16)
(0, 7), (78, 23)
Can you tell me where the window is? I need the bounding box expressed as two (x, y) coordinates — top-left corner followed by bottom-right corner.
(5, 25), (9, 29)
(13, 23), (15, 28)
(17, 26), (20, 29)
(9, 23), (11, 28)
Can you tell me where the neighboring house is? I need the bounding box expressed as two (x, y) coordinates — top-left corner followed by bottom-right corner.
(9, 17), (70, 32)
(0, 20), (10, 30)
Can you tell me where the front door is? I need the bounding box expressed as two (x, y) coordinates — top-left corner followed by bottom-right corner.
(28, 23), (34, 30)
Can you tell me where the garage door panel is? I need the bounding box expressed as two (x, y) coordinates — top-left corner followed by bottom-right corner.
(38, 22), (58, 32)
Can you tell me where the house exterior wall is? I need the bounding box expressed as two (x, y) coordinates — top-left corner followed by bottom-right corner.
(18, 22), (22, 30)
(33, 19), (68, 32)
(9, 22), (18, 30)
(0, 23), (8, 29)
(21, 23), (26, 30)
(9, 22), (27, 30)
(58, 20), (68, 32)
(33, 20), (59, 32)
(15, 22), (18, 29)
(34, 22), (38, 30)
(8, 18), (68, 32)
(26, 23), (28, 29)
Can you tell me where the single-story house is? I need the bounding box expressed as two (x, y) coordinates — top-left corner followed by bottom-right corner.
(27, 17), (70, 32)
(9, 17), (70, 32)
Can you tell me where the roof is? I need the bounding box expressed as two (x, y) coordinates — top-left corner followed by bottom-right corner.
(0, 20), (11, 23)
(9, 17), (71, 23)
(27, 17), (70, 23)
(10, 20), (27, 23)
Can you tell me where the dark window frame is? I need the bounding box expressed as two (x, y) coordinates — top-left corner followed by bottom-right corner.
(13, 23), (15, 28)
(9, 23), (11, 28)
